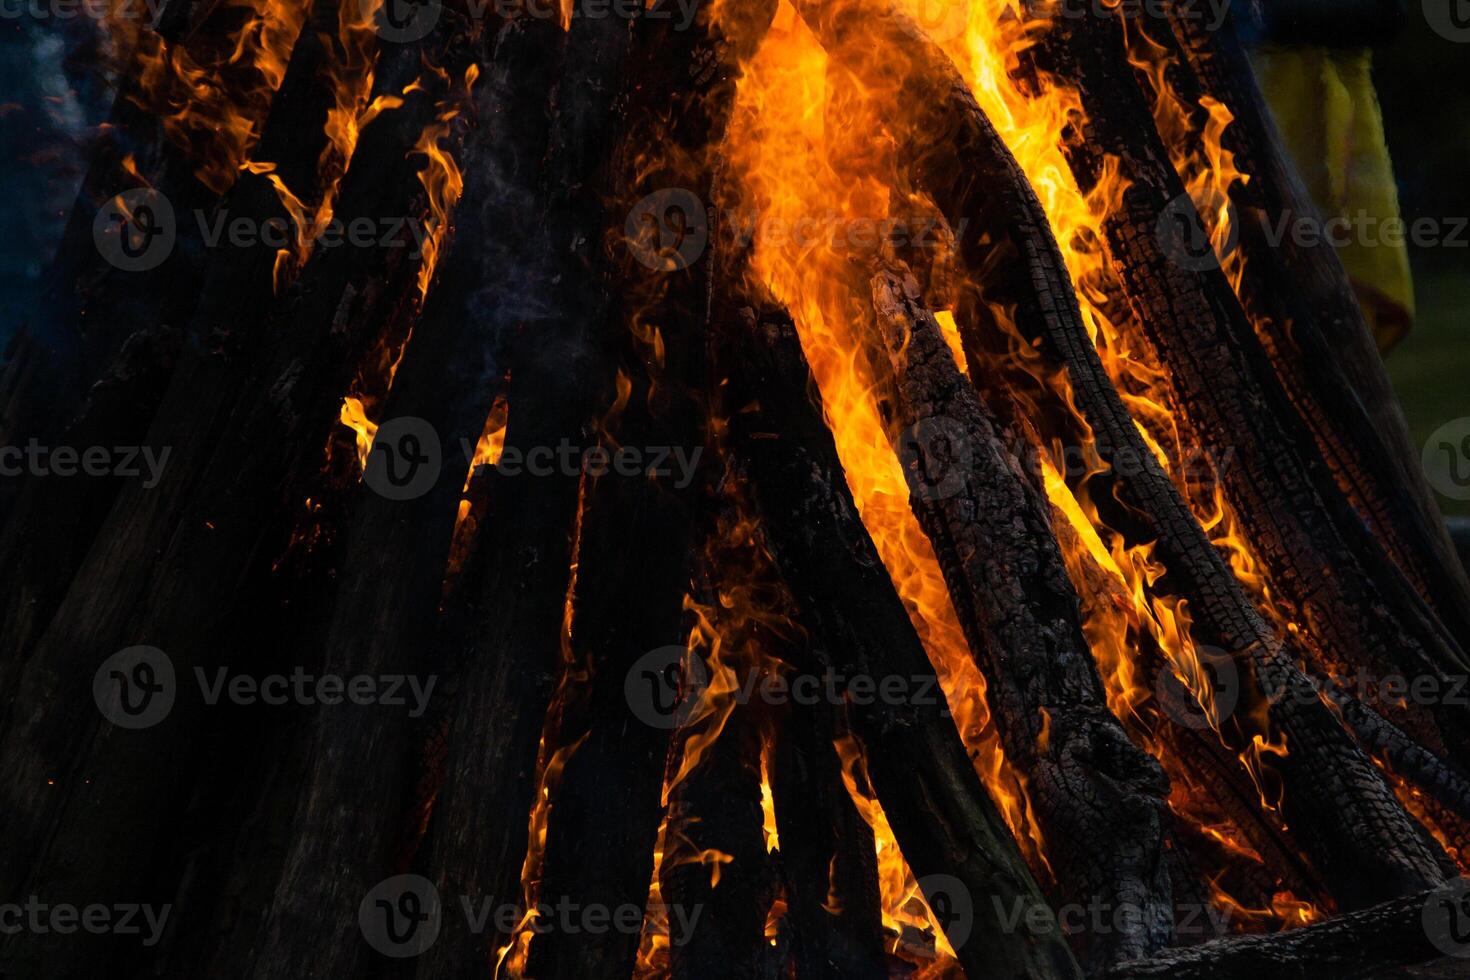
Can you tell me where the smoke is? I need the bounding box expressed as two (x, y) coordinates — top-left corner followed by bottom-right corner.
(0, 19), (113, 344)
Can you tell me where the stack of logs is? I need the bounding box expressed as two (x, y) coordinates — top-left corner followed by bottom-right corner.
(1, 0), (1468, 978)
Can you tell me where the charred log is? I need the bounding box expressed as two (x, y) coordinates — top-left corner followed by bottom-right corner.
(522, 2), (774, 976)
(250, 16), (552, 978)
(1024, 2), (1470, 759)
(1156, 1), (1470, 639)
(1105, 883), (1469, 980)
(0, 0), (346, 719)
(661, 698), (777, 980)
(720, 301), (1082, 980)
(794, 0), (1448, 910)
(415, 11), (633, 980)
(0, 20), (481, 978)
(869, 269), (1175, 969)
(769, 700), (888, 980)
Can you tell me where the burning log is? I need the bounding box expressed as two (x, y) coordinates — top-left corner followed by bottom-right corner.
(868, 269), (1175, 969)
(793, 0), (1449, 912)
(0, 0), (238, 451)
(251, 16), (556, 979)
(417, 11), (632, 980)
(0, 322), (179, 702)
(1105, 884), (1466, 980)
(417, 341), (593, 980)
(660, 696), (777, 980)
(1337, 696), (1470, 854)
(1154, 1), (1470, 639)
(520, 3), (776, 976)
(1020, 0), (1470, 762)
(518, 349), (703, 980)
(0, 0), (342, 718)
(769, 700), (888, 979)
(0, 18), (480, 976)
(720, 301), (1081, 979)
(1046, 493), (1327, 907)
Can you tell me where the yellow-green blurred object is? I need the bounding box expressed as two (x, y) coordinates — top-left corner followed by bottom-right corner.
(1252, 47), (1415, 352)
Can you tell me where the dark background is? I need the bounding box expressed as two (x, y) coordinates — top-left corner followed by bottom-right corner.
(1374, 1), (1470, 517)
